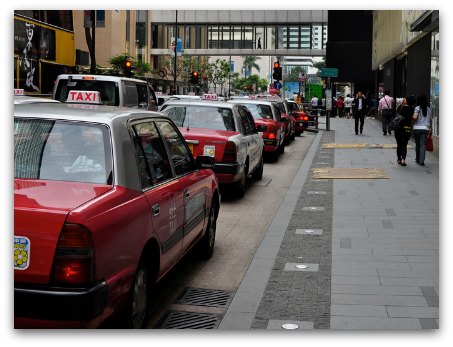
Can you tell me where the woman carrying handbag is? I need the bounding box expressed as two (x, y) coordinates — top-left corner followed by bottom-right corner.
(412, 95), (432, 166)
(394, 96), (415, 166)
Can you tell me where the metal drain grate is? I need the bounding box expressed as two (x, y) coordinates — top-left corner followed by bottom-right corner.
(156, 310), (222, 329)
(176, 287), (234, 308)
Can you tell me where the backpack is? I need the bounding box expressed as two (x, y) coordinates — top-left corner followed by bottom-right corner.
(389, 114), (404, 131)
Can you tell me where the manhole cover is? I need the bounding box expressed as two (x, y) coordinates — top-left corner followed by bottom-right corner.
(176, 287), (234, 308)
(155, 310), (222, 329)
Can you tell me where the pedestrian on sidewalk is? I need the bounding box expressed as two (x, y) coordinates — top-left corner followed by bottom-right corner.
(337, 96), (344, 118)
(352, 91), (368, 135)
(378, 90), (395, 135)
(412, 94), (432, 166)
(394, 95), (415, 166)
(344, 94), (353, 118)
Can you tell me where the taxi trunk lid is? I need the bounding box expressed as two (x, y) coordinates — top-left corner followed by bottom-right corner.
(179, 128), (239, 163)
(14, 179), (112, 284)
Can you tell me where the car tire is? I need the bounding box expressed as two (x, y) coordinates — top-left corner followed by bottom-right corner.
(198, 202), (217, 259)
(278, 143), (285, 154)
(123, 259), (150, 328)
(252, 155), (263, 181)
(295, 131), (301, 137)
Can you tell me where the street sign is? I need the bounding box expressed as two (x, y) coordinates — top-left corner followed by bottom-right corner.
(274, 81), (282, 90)
(325, 89), (332, 111)
(321, 68), (338, 78)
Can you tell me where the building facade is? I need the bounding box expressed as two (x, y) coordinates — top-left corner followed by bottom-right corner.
(372, 10), (439, 140)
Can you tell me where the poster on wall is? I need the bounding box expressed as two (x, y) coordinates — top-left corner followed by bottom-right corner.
(14, 18), (56, 92)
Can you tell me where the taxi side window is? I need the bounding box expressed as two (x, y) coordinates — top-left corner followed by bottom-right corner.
(136, 84), (148, 106)
(132, 122), (173, 188)
(273, 104), (282, 122)
(155, 121), (194, 176)
(238, 107), (253, 135)
(124, 82), (139, 107)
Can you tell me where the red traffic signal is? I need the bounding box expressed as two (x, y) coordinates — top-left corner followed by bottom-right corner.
(123, 59), (135, 77)
(273, 61), (280, 69)
(190, 71), (199, 84)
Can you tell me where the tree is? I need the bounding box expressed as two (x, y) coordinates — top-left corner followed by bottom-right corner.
(108, 53), (152, 77)
(313, 59), (326, 76)
(231, 74), (268, 94)
(242, 56), (261, 76)
(285, 66), (306, 82)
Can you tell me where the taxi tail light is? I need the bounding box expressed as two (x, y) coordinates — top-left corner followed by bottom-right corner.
(51, 223), (94, 286)
(222, 141), (237, 163)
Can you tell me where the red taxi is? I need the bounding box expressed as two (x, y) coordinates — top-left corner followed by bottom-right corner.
(14, 101), (220, 328)
(286, 99), (310, 136)
(228, 98), (285, 161)
(160, 95), (264, 197)
(268, 99), (296, 144)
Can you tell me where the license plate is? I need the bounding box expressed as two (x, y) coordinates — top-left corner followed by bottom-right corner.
(203, 145), (215, 157)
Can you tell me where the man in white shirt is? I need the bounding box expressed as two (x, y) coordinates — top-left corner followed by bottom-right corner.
(378, 90), (395, 135)
(310, 96), (318, 108)
(344, 94), (353, 118)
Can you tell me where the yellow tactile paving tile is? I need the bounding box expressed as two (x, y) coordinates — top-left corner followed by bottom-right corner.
(322, 143), (412, 149)
(312, 167), (390, 179)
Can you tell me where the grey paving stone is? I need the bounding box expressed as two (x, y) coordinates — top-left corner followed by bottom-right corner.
(331, 284), (422, 296)
(340, 237), (351, 249)
(330, 316), (422, 329)
(385, 208), (397, 216)
(387, 306), (439, 319)
(419, 318), (439, 329)
(420, 286), (438, 297)
(380, 277), (439, 287)
(331, 293), (428, 306)
(331, 304), (388, 317)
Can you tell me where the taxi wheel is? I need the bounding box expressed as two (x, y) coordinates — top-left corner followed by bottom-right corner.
(235, 164), (248, 198)
(252, 155), (263, 181)
(198, 203), (217, 259)
(124, 261), (150, 328)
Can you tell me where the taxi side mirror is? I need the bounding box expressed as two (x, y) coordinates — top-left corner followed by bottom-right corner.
(256, 124), (266, 132)
(195, 155), (215, 170)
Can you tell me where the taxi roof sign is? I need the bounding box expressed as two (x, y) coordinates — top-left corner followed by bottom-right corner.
(14, 89), (24, 96)
(202, 93), (218, 101)
(66, 90), (102, 104)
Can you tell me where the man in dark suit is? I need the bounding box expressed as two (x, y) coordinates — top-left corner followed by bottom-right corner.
(352, 91), (368, 135)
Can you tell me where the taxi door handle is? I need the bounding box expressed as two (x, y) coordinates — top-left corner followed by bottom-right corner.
(184, 189), (190, 199)
(152, 204), (160, 216)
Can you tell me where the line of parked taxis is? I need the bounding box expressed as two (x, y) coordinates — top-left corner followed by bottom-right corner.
(13, 76), (310, 328)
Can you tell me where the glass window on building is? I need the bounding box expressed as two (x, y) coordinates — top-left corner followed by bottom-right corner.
(322, 24), (328, 49)
(277, 26), (286, 49)
(288, 27), (299, 49)
(243, 26), (253, 49)
(311, 24), (322, 50)
(196, 25), (207, 49)
(231, 26), (241, 49)
(135, 10), (147, 62)
(266, 26), (275, 50)
(209, 26), (219, 48)
(221, 26), (231, 49)
(430, 31), (439, 135)
(300, 25), (311, 49)
(255, 27), (264, 49)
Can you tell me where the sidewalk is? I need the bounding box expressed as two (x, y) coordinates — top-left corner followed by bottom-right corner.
(219, 116), (439, 330)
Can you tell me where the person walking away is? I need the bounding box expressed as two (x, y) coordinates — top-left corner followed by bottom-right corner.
(352, 91), (368, 135)
(379, 90), (395, 136)
(394, 96), (415, 166)
(310, 95), (318, 108)
(412, 95), (432, 166)
(344, 94), (353, 118)
(337, 96), (344, 118)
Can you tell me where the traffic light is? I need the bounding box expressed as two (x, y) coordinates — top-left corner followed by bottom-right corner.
(190, 71), (199, 84)
(123, 59), (135, 78)
(272, 61), (282, 81)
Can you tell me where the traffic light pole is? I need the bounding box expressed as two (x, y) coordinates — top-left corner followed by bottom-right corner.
(326, 77), (330, 131)
(173, 10), (178, 94)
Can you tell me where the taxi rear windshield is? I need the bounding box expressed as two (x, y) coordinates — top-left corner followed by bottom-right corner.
(242, 104), (273, 120)
(55, 79), (119, 106)
(162, 106), (236, 131)
(14, 119), (113, 185)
